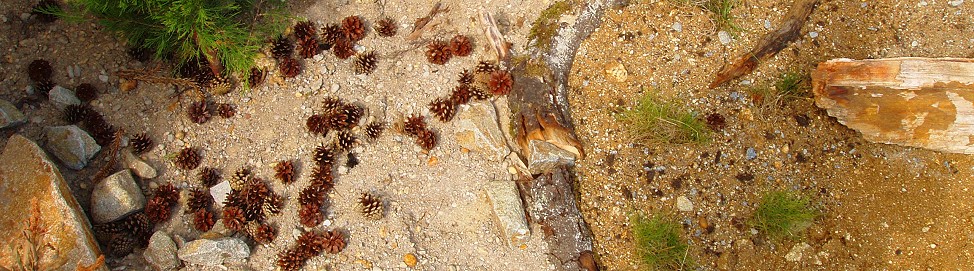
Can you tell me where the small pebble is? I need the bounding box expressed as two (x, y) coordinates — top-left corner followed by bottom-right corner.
(746, 148), (757, 160)
(99, 74), (109, 83)
(949, 0), (963, 7)
(764, 20), (772, 30)
(672, 22), (683, 32)
(809, 31), (819, 38)
(717, 31), (731, 45)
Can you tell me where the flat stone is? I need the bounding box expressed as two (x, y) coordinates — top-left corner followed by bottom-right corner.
(210, 181), (231, 208)
(49, 85), (81, 110)
(455, 103), (510, 161)
(177, 237), (250, 266)
(485, 180), (530, 247)
(91, 170), (146, 223)
(124, 150), (157, 178)
(718, 31), (732, 45)
(676, 196), (693, 212)
(785, 242), (812, 262)
(0, 135), (107, 270)
(44, 125), (101, 170)
(0, 99), (26, 129)
(527, 140), (576, 174)
(144, 231), (179, 271)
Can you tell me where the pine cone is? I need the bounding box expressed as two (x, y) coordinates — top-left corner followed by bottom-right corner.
(109, 235), (136, 257)
(262, 194), (283, 216)
(313, 145), (336, 166)
(271, 36), (294, 60)
(217, 103), (235, 118)
(248, 67), (265, 89)
(293, 21), (317, 42)
(298, 37), (320, 59)
(299, 204), (324, 227)
(429, 97), (457, 122)
(250, 223), (277, 244)
(155, 183), (180, 204)
(358, 192), (383, 219)
(341, 16), (366, 41)
(306, 114), (328, 135)
(27, 59), (53, 82)
(296, 231), (326, 256)
(129, 132), (153, 155)
(476, 61), (497, 73)
(471, 86), (491, 100)
(206, 75), (233, 95)
(199, 167), (221, 187)
(415, 129), (437, 151)
(242, 178), (271, 209)
(309, 164), (334, 193)
(299, 186), (325, 207)
(119, 212), (152, 242)
(403, 115), (427, 137)
(332, 37), (355, 59)
(75, 83), (98, 102)
(35, 80), (55, 95)
(425, 40), (452, 65)
(450, 35), (473, 57)
(321, 97), (345, 114)
(364, 121), (385, 141)
(63, 104), (91, 124)
(145, 196), (172, 223)
(188, 101), (211, 124)
(375, 17), (397, 37)
(279, 57), (301, 78)
(230, 168), (251, 190)
(323, 230), (346, 254)
(353, 51), (377, 75)
(223, 189), (244, 208)
(187, 189), (213, 212)
(458, 69), (474, 85)
(276, 249), (306, 271)
(193, 209), (216, 232)
(332, 130), (357, 152)
(320, 24), (343, 44)
(222, 206), (246, 231)
(450, 85), (472, 105)
(488, 70), (513, 95)
(175, 147), (201, 170)
(274, 160), (295, 184)
(127, 46), (152, 62)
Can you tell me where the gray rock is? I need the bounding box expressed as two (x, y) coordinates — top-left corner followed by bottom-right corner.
(144, 231), (179, 271)
(0, 99), (26, 129)
(124, 150), (157, 178)
(44, 125), (101, 170)
(0, 135), (108, 271)
(785, 242), (812, 262)
(672, 22), (683, 32)
(91, 170), (146, 223)
(745, 147), (757, 160)
(48, 85), (81, 110)
(527, 140), (575, 174)
(177, 237), (250, 266)
(210, 181), (232, 207)
(485, 180), (530, 247)
(676, 196), (693, 212)
(455, 103), (510, 161)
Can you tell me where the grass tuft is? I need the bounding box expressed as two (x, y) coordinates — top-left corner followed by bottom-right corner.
(703, 0), (740, 34)
(747, 71), (809, 108)
(632, 213), (693, 270)
(619, 92), (710, 144)
(750, 190), (818, 240)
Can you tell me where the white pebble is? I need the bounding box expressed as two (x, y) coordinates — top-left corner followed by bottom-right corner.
(764, 20), (772, 30)
(809, 31), (819, 38)
(949, 0), (964, 7)
(717, 31), (731, 45)
(98, 74), (109, 83)
(331, 83), (340, 93)
(672, 22), (683, 32)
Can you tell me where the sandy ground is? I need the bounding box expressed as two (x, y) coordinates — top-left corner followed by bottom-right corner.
(569, 0), (974, 270)
(0, 0), (560, 270)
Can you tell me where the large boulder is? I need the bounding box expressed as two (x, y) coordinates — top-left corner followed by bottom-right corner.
(0, 135), (107, 270)
(44, 125), (101, 170)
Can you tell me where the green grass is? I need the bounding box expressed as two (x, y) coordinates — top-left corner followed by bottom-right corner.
(632, 214), (693, 270)
(703, 0), (740, 34)
(619, 92), (710, 144)
(750, 190), (818, 241)
(747, 71), (809, 108)
(527, 1), (573, 50)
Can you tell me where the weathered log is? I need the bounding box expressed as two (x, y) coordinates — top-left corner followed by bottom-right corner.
(812, 57), (974, 154)
(504, 1), (615, 270)
(709, 0), (820, 88)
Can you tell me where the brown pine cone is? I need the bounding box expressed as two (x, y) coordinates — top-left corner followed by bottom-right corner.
(274, 160), (295, 184)
(323, 230), (346, 254)
(279, 57), (301, 78)
(425, 40), (452, 65)
(450, 35), (473, 57)
(428, 97), (457, 122)
(222, 206), (246, 231)
(188, 101), (211, 124)
(341, 16), (366, 41)
(175, 147), (201, 170)
(193, 209), (216, 232)
(488, 70), (513, 95)
(375, 17), (397, 37)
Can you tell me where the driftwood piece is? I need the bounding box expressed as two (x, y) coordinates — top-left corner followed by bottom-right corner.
(507, 1), (614, 270)
(709, 0), (820, 88)
(812, 57), (974, 154)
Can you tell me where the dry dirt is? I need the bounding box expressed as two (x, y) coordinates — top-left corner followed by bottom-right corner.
(0, 0), (562, 270)
(569, 0), (974, 270)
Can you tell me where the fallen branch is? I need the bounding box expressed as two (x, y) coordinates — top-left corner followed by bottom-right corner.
(406, 1), (448, 41)
(90, 129), (124, 183)
(708, 0), (820, 88)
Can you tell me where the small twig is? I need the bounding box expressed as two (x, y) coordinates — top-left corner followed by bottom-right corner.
(90, 129), (124, 183)
(116, 65), (203, 98)
(406, 1), (448, 41)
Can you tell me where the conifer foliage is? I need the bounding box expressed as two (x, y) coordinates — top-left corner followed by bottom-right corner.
(63, 0), (288, 77)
